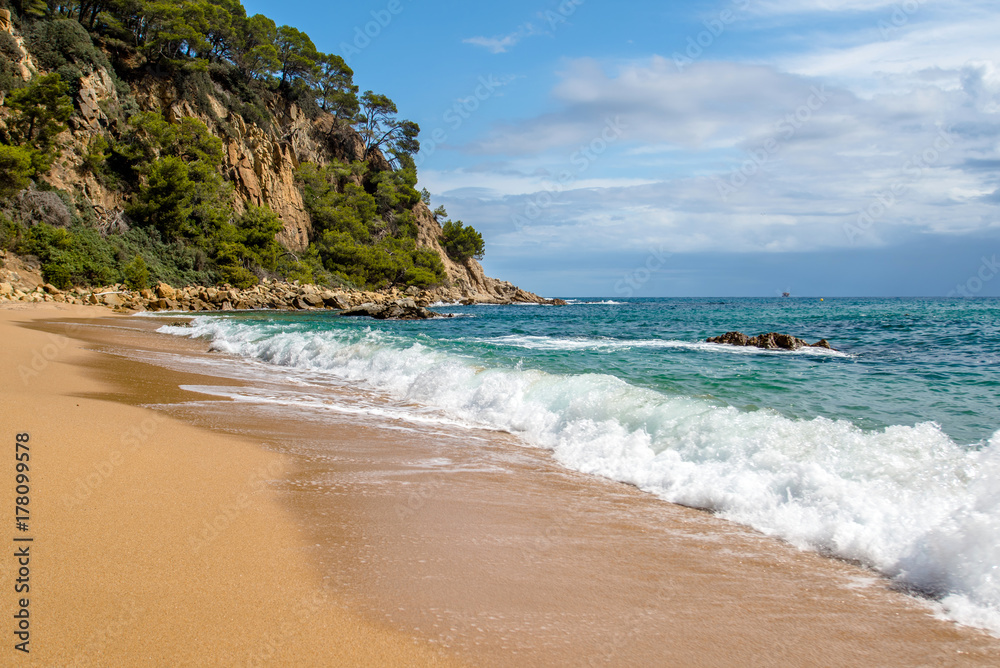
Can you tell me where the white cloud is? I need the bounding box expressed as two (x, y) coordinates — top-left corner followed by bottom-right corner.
(427, 54), (1000, 255)
(772, 3), (1000, 98)
(751, 0), (909, 15)
(469, 58), (854, 155)
(463, 23), (543, 54)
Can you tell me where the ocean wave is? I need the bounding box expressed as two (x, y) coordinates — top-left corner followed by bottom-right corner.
(470, 334), (853, 357)
(159, 316), (1000, 635)
(563, 299), (626, 305)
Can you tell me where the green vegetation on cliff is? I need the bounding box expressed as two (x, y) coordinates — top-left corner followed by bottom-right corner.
(0, 0), (482, 291)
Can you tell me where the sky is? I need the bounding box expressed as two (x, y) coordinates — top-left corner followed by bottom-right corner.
(243, 0), (1000, 297)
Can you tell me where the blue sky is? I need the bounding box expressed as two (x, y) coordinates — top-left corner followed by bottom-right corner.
(244, 0), (1000, 297)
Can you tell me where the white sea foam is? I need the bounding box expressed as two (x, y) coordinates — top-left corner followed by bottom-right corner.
(563, 299), (625, 305)
(473, 334), (852, 357)
(159, 317), (1000, 635)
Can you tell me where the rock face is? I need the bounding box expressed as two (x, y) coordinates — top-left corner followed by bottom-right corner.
(707, 331), (834, 350)
(411, 204), (550, 304)
(0, 10), (548, 306)
(34, 62), (549, 303)
(0, 273), (453, 316)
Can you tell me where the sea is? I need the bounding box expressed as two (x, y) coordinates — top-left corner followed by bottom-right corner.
(155, 296), (1000, 636)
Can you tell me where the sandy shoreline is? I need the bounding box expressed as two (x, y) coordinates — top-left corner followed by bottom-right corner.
(0, 304), (457, 666)
(3, 303), (1000, 666)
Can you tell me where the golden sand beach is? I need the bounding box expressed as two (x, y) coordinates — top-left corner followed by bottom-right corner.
(0, 304), (457, 666)
(2, 303), (1000, 666)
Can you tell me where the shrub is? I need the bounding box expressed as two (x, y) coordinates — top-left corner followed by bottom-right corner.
(4, 73), (74, 173)
(10, 189), (74, 230)
(27, 19), (109, 75)
(0, 31), (22, 94)
(19, 223), (117, 288)
(0, 145), (34, 197)
(0, 213), (25, 251)
(411, 247), (445, 287)
(80, 134), (110, 176)
(217, 262), (258, 289)
(122, 254), (149, 290)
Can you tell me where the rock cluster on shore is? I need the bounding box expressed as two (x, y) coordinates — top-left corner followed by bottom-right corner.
(0, 258), (563, 318)
(707, 331), (833, 350)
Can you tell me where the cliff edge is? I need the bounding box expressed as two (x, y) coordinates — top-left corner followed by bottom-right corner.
(0, 12), (549, 304)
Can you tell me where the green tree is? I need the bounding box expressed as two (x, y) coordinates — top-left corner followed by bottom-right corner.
(120, 112), (224, 170)
(126, 156), (194, 236)
(441, 220), (485, 261)
(143, 1), (211, 61)
(213, 204), (286, 286)
(274, 25), (317, 85)
(231, 13), (279, 82)
(11, 0), (47, 19)
(297, 161), (376, 241)
(356, 91), (419, 166)
(4, 73), (74, 173)
(201, 0), (245, 62)
(313, 53), (358, 119)
(5, 73), (74, 150)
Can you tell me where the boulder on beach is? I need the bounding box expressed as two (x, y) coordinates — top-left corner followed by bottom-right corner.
(707, 331), (834, 351)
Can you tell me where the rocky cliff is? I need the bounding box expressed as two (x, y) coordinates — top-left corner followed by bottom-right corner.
(1, 17), (549, 304)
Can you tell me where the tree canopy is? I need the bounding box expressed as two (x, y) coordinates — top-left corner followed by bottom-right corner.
(357, 90), (420, 166)
(0, 2), (468, 293)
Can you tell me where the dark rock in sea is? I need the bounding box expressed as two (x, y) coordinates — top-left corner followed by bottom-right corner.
(707, 331), (835, 351)
(340, 300), (449, 320)
(551, 298), (569, 306)
(708, 331), (751, 346)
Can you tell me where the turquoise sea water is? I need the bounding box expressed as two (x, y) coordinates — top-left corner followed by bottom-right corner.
(159, 297), (1000, 635)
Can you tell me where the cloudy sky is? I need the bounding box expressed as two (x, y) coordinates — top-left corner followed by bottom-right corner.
(245, 0), (1000, 297)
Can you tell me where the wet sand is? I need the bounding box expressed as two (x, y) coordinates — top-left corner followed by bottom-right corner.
(5, 305), (1000, 666)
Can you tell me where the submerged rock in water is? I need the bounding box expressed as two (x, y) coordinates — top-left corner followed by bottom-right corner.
(340, 300), (449, 320)
(707, 331), (834, 350)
